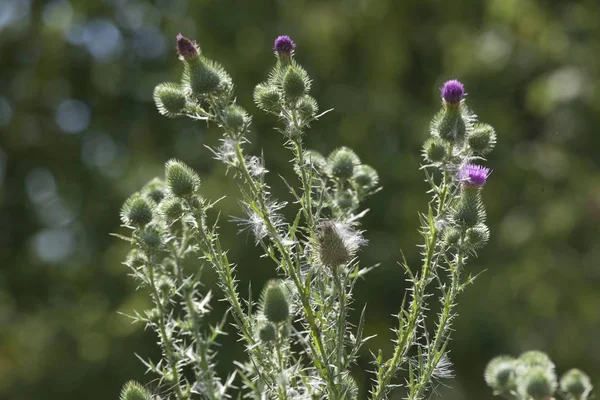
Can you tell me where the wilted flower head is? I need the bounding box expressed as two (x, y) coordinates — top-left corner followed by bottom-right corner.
(274, 35), (295, 55)
(459, 163), (490, 187)
(177, 33), (199, 60)
(441, 79), (465, 104)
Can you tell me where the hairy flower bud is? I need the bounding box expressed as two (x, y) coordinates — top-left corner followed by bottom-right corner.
(140, 223), (163, 251)
(282, 65), (309, 103)
(125, 249), (146, 269)
(253, 83), (281, 114)
(160, 197), (184, 224)
(465, 223), (490, 250)
(177, 33), (200, 61)
(154, 83), (187, 118)
(261, 280), (290, 324)
(423, 137), (449, 163)
(297, 95), (318, 121)
(438, 106), (466, 142)
(560, 369), (592, 399)
(519, 351), (555, 372)
(258, 322), (276, 343)
(183, 59), (223, 98)
(120, 381), (152, 400)
(443, 226), (461, 247)
(316, 220), (364, 267)
(453, 189), (484, 228)
(353, 164), (379, 190)
(121, 194), (154, 227)
(520, 366), (557, 400)
(305, 150), (327, 174)
(142, 178), (167, 205)
(328, 147), (360, 180)
(468, 123), (497, 155)
(223, 104), (248, 133)
(336, 191), (357, 211)
(165, 159), (200, 198)
(485, 356), (517, 393)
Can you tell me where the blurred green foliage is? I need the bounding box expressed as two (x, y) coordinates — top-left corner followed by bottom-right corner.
(1, 0), (599, 399)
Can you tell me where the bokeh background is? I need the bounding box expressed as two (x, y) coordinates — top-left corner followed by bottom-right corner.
(1, 0), (600, 399)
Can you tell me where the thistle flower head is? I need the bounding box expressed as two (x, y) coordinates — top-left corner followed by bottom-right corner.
(176, 33), (199, 61)
(120, 380), (152, 400)
(560, 369), (592, 399)
(441, 79), (465, 105)
(274, 35), (295, 55)
(485, 356), (518, 393)
(459, 163), (490, 187)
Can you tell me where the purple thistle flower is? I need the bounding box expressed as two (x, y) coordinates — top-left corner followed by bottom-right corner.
(177, 33), (199, 60)
(459, 163), (490, 187)
(441, 79), (465, 104)
(274, 35), (295, 54)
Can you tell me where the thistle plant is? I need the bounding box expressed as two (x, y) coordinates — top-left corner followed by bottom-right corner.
(485, 351), (593, 400)
(117, 33), (498, 399)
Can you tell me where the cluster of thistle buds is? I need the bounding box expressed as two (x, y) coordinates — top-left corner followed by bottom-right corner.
(485, 351), (594, 400)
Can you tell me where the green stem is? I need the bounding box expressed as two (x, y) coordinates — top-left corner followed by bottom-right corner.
(332, 265), (347, 382)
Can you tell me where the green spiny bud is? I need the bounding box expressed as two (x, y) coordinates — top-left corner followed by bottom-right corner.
(305, 150), (327, 174)
(121, 194), (154, 227)
(484, 356), (517, 393)
(443, 226), (461, 247)
(140, 223), (163, 251)
(465, 223), (490, 250)
(223, 104), (248, 133)
(253, 83), (281, 114)
(125, 249), (146, 269)
(297, 95), (318, 121)
(153, 83), (187, 118)
(282, 65), (310, 103)
(165, 159), (200, 198)
(183, 58), (222, 97)
(120, 381), (152, 400)
(157, 276), (172, 296)
(438, 106), (466, 143)
(520, 366), (557, 400)
(328, 147), (360, 180)
(160, 197), (184, 224)
(453, 189), (484, 228)
(258, 322), (276, 343)
(353, 164), (379, 189)
(519, 351), (555, 372)
(560, 369), (592, 399)
(142, 178), (167, 205)
(336, 191), (357, 211)
(261, 280), (290, 323)
(423, 137), (449, 163)
(468, 123), (497, 155)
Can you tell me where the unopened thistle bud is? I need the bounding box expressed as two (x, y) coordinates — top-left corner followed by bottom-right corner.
(157, 275), (173, 296)
(468, 123), (497, 155)
(274, 35), (295, 63)
(261, 280), (290, 324)
(165, 159), (200, 198)
(282, 65), (310, 103)
(560, 369), (592, 399)
(142, 178), (166, 205)
(177, 33), (200, 61)
(297, 95), (318, 121)
(519, 366), (557, 400)
(336, 191), (357, 211)
(465, 223), (490, 250)
(328, 147), (360, 180)
(253, 83), (281, 114)
(423, 137), (449, 163)
(443, 226), (461, 246)
(454, 189), (485, 228)
(484, 356), (517, 394)
(125, 249), (146, 269)
(305, 150), (327, 174)
(258, 322), (276, 343)
(121, 194), (154, 227)
(160, 197), (183, 224)
(120, 381), (152, 400)
(353, 164), (379, 189)
(140, 223), (163, 251)
(223, 104), (248, 133)
(518, 351), (555, 372)
(154, 83), (187, 118)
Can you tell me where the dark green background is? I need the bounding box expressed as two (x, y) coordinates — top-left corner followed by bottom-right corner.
(1, 0), (599, 399)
